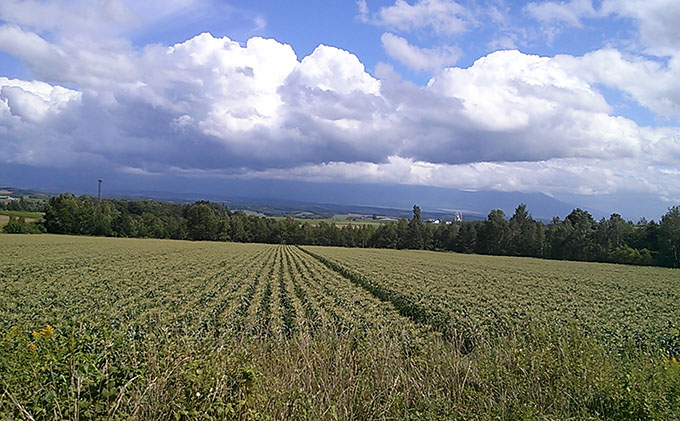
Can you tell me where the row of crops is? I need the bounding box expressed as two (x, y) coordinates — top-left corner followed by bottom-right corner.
(2, 235), (679, 419)
(2, 238), (424, 340)
(305, 246), (680, 353)
(0, 236), (435, 346)
(6, 236), (676, 349)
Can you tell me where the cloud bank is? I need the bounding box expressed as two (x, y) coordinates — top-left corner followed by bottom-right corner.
(1, 0), (680, 207)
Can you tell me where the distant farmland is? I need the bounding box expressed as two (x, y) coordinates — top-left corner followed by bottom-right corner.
(0, 210), (43, 226)
(271, 214), (387, 226)
(1, 235), (678, 419)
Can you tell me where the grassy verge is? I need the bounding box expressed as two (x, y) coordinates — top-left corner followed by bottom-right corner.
(2, 323), (678, 420)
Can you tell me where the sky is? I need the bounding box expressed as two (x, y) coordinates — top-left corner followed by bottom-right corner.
(0, 0), (679, 219)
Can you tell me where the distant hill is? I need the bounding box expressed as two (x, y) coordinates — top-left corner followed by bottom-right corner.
(0, 163), (668, 220)
(0, 179), (581, 222)
(0, 187), (49, 199)
(145, 179), (580, 221)
(99, 180), (580, 221)
(99, 192), (476, 221)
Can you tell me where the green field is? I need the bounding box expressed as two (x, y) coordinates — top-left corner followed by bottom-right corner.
(306, 246), (680, 350)
(0, 210), (44, 224)
(271, 214), (385, 226)
(1, 235), (679, 419)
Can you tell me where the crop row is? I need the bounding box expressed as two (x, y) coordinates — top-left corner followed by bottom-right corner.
(0, 237), (430, 345)
(303, 246), (680, 353)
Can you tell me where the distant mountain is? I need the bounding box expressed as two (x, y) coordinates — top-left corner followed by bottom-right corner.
(2, 177), (580, 221)
(192, 179), (580, 221)
(0, 186), (49, 199)
(0, 162), (669, 221)
(80, 180), (578, 220)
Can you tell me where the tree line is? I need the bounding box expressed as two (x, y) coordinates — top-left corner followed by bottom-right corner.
(7, 193), (680, 268)
(0, 197), (46, 212)
(0, 197), (47, 234)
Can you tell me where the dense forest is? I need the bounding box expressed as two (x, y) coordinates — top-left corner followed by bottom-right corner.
(4, 193), (680, 268)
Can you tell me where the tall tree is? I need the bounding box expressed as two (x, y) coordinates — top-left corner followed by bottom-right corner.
(508, 204), (543, 256)
(405, 205), (425, 249)
(454, 223), (477, 254)
(44, 194), (81, 234)
(477, 209), (510, 255)
(658, 206), (680, 267)
(184, 202), (221, 241)
(563, 208), (596, 261)
(371, 223), (398, 249)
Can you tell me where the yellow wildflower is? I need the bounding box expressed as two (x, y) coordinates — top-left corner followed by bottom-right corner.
(32, 330), (40, 339)
(40, 324), (55, 337)
(664, 357), (680, 367)
(28, 343), (37, 352)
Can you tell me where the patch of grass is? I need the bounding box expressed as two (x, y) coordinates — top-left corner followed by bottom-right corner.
(0, 210), (44, 219)
(270, 216), (384, 226)
(2, 323), (678, 419)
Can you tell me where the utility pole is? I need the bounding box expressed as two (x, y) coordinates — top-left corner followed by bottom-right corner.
(97, 179), (103, 202)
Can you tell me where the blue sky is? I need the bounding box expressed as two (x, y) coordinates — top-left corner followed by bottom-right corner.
(1, 0), (679, 218)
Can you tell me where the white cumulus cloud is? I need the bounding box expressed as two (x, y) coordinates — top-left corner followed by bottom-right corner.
(373, 0), (471, 35)
(381, 32), (461, 72)
(526, 0), (680, 58)
(0, 77), (81, 123)
(555, 49), (680, 121)
(602, 0), (680, 57)
(525, 0), (598, 27)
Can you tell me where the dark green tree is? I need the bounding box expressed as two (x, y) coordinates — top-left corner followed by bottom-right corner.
(395, 219), (410, 249)
(371, 223), (399, 248)
(3, 216), (42, 234)
(658, 206), (680, 267)
(562, 209), (596, 261)
(185, 202), (221, 241)
(406, 205), (425, 250)
(454, 223), (477, 254)
(477, 209), (510, 255)
(44, 194), (81, 234)
(508, 204), (543, 256)
(433, 222), (459, 250)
